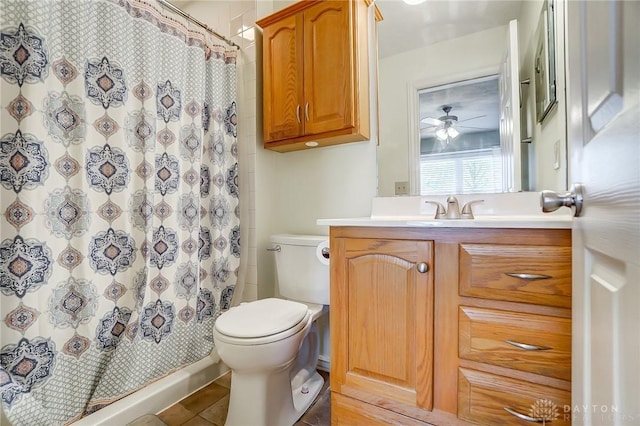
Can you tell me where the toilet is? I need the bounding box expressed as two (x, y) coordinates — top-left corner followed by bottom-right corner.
(212, 234), (330, 426)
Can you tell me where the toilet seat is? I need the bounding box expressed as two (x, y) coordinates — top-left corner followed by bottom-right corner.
(214, 298), (310, 346)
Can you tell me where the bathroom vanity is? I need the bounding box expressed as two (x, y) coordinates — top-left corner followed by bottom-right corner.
(319, 197), (572, 425)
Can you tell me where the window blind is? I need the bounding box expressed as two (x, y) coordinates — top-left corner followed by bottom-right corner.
(419, 147), (503, 195)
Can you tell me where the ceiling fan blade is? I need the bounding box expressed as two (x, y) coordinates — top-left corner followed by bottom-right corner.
(420, 117), (443, 126)
(457, 124), (494, 131)
(457, 114), (487, 123)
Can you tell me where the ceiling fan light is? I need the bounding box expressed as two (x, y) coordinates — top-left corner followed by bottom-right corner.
(436, 128), (448, 140)
(448, 127), (459, 139)
(402, 0), (427, 4)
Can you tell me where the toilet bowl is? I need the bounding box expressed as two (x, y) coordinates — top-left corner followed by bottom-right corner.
(212, 235), (330, 426)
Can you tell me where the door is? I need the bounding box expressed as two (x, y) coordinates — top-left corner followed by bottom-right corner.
(261, 13), (304, 141)
(566, 1), (640, 424)
(499, 19), (522, 192)
(303, 1), (355, 136)
(331, 237), (434, 413)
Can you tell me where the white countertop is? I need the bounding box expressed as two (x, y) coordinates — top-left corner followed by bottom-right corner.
(317, 215), (572, 229)
(317, 193), (573, 229)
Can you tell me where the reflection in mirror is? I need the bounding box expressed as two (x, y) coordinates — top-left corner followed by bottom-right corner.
(534, 0), (557, 122)
(418, 75), (502, 194)
(375, 0), (568, 197)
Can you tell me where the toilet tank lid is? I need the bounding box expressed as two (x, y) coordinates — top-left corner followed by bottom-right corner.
(215, 298), (309, 338)
(270, 234), (328, 246)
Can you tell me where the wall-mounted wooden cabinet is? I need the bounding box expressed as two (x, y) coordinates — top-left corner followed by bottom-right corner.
(256, 0), (373, 152)
(330, 226), (572, 425)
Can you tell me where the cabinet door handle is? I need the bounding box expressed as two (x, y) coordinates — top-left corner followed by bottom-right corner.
(296, 105), (301, 123)
(416, 262), (429, 273)
(505, 340), (552, 351)
(504, 407), (545, 422)
(504, 272), (552, 280)
(305, 103), (310, 121)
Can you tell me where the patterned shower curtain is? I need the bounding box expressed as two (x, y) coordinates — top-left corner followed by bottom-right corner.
(0, 0), (239, 424)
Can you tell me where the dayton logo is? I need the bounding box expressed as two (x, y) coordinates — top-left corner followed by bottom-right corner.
(530, 399), (560, 424)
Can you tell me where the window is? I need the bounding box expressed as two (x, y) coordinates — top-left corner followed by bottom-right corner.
(420, 147), (503, 195)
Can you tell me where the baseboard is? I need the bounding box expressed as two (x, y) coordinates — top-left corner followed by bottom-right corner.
(317, 354), (330, 372)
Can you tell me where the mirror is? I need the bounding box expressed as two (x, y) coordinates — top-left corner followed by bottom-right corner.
(375, 0), (568, 197)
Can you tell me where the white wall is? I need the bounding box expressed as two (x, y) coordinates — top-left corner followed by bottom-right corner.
(377, 25), (507, 196)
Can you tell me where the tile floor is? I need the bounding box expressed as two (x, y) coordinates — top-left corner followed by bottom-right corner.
(128, 370), (330, 426)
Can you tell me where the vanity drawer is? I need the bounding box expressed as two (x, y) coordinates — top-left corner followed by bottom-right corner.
(459, 243), (571, 308)
(458, 368), (571, 425)
(459, 306), (571, 381)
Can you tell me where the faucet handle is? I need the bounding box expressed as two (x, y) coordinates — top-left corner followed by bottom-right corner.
(425, 201), (446, 219)
(461, 200), (484, 219)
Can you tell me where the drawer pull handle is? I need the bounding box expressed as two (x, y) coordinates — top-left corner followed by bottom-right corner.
(505, 340), (552, 351)
(505, 272), (552, 280)
(504, 407), (545, 422)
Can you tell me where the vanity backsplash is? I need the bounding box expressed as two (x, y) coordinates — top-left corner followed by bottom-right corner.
(371, 192), (572, 218)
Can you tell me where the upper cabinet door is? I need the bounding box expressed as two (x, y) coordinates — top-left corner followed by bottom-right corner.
(262, 13), (304, 142)
(303, 1), (355, 136)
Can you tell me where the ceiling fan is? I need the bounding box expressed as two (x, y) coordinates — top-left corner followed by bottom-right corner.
(420, 105), (487, 142)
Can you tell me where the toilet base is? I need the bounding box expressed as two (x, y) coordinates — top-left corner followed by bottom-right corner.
(292, 371), (324, 420)
(225, 368), (324, 426)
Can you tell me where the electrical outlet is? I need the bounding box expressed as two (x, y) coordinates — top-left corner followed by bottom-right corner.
(395, 181), (409, 195)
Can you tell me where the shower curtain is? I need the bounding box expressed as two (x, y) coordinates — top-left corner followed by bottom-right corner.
(0, 0), (239, 424)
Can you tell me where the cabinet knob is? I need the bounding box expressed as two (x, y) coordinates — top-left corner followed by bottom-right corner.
(416, 262), (429, 273)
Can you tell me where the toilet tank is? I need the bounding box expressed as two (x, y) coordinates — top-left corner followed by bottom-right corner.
(270, 234), (329, 305)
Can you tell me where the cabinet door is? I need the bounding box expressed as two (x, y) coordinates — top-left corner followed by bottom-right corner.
(262, 13), (304, 141)
(303, 1), (355, 136)
(332, 238), (434, 413)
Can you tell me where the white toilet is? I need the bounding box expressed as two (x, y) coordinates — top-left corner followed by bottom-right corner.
(212, 234), (330, 426)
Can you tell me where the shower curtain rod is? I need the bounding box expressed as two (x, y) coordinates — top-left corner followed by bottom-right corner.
(156, 0), (241, 49)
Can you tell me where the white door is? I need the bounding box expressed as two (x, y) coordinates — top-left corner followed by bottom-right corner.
(566, 0), (640, 424)
(499, 19), (522, 192)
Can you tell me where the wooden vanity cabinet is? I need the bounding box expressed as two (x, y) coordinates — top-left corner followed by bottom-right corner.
(257, 0), (372, 152)
(330, 226), (572, 425)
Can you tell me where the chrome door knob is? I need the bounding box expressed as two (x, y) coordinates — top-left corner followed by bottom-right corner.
(540, 183), (584, 217)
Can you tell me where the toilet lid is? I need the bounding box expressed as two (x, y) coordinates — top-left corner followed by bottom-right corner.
(215, 298), (309, 339)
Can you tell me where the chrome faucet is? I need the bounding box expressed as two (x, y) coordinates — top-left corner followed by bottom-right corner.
(425, 197), (484, 219)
